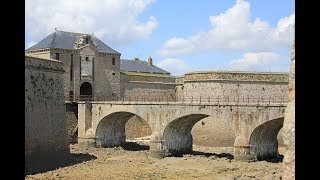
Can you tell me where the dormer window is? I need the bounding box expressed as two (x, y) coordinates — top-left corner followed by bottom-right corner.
(86, 38), (89, 44)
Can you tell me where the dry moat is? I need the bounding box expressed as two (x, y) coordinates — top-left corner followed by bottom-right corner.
(25, 141), (285, 180)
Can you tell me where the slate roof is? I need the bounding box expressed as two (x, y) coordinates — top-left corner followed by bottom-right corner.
(26, 30), (120, 54)
(120, 59), (170, 75)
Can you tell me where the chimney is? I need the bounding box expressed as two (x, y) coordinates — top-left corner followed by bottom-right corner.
(148, 56), (153, 66)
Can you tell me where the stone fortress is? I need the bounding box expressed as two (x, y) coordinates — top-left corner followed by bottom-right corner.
(25, 30), (290, 172)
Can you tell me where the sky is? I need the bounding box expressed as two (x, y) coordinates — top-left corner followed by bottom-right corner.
(25, 0), (295, 76)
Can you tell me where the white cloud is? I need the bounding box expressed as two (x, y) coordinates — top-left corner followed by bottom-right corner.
(229, 52), (284, 71)
(157, 0), (295, 57)
(156, 58), (191, 75)
(26, 41), (37, 49)
(25, 0), (158, 46)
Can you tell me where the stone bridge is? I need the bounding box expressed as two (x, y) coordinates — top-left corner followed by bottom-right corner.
(78, 100), (286, 161)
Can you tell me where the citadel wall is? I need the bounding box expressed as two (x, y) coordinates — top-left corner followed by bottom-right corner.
(25, 55), (70, 173)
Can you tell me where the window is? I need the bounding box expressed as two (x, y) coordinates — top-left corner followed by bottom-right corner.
(112, 73), (115, 75)
(55, 53), (60, 60)
(81, 56), (93, 77)
(112, 58), (115, 66)
(70, 54), (73, 80)
(86, 38), (89, 44)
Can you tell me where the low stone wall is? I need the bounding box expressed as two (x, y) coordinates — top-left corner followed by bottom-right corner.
(25, 55), (70, 173)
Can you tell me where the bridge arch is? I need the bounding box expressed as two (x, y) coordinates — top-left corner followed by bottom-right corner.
(163, 114), (209, 155)
(95, 111), (151, 147)
(249, 117), (284, 160)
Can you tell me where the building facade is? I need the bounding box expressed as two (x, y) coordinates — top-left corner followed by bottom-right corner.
(26, 30), (121, 101)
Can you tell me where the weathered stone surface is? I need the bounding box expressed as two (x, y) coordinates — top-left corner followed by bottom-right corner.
(25, 55), (70, 173)
(78, 101), (286, 160)
(120, 72), (176, 101)
(282, 41), (295, 180)
(125, 115), (152, 139)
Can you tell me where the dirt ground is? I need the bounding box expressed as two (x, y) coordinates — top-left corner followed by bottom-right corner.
(25, 141), (285, 180)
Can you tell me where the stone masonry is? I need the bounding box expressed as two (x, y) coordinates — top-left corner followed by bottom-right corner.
(178, 71), (289, 147)
(77, 100), (286, 160)
(25, 30), (121, 100)
(25, 55), (70, 173)
(120, 72), (176, 101)
(282, 41), (295, 179)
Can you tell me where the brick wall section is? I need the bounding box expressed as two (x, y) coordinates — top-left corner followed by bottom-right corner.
(25, 55), (69, 173)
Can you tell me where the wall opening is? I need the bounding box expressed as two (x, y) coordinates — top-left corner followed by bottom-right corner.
(192, 117), (236, 147)
(163, 114), (209, 156)
(249, 117), (284, 161)
(125, 115), (152, 139)
(96, 112), (151, 151)
(80, 82), (92, 100)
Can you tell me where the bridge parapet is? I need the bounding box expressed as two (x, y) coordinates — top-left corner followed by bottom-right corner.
(67, 95), (288, 104)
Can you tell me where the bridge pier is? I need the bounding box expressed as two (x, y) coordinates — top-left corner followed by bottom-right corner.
(149, 131), (166, 158)
(96, 133), (126, 148)
(233, 135), (256, 161)
(78, 137), (96, 149)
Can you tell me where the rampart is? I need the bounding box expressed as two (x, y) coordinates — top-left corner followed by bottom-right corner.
(25, 55), (70, 173)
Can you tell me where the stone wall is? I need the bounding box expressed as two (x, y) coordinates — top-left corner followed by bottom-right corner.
(120, 72), (176, 101)
(125, 115), (152, 139)
(25, 50), (51, 59)
(93, 52), (121, 100)
(282, 42), (295, 179)
(175, 75), (185, 100)
(66, 102), (78, 143)
(178, 71), (289, 147)
(36, 48), (121, 100)
(191, 117), (236, 147)
(182, 71), (289, 100)
(25, 55), (70, 173)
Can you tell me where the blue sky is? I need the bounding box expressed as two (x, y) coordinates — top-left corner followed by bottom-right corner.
(25, 0), (295, 75)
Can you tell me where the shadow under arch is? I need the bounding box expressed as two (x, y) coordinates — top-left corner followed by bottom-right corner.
(249, 117), (284, 161)
(95, 111), (151, 150)
(163, 114), (209, 156)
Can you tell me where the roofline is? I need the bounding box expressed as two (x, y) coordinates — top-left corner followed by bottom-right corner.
(25, 47), (121, 56)
(55, 29), (92, 36)
(26, 30), (121, 55)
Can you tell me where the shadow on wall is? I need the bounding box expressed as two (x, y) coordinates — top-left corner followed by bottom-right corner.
(25, 153), (97, 176)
